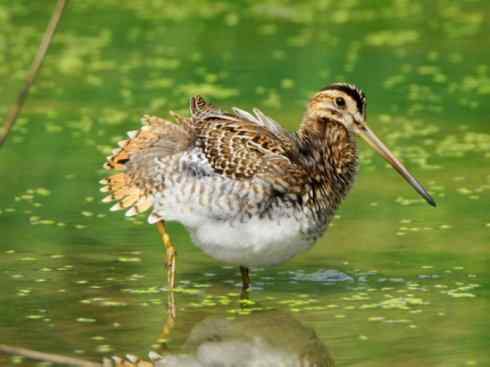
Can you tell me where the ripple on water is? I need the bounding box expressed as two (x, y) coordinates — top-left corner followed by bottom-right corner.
(289, 269), (354, 283)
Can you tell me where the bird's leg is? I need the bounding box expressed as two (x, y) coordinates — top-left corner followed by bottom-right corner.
(156, 220), (177, 289)
(240, 266), (251, 291)
(157, 291), (176, 348)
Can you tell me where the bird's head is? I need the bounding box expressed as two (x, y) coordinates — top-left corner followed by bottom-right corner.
(302, 82), (436, 207)
(304, 82), (366, 136)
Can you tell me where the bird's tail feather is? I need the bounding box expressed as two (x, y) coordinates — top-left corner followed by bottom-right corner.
(100, 115), (191, 217)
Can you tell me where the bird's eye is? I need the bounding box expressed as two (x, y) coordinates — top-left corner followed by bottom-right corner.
(335, 97), (346, 108)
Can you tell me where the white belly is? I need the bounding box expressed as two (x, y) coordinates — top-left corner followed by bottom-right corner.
(187, 216), (316, 267)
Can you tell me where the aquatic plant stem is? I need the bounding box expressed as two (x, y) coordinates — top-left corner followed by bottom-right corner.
(0, 0), (69, 147)
(0, 344), (103, 367)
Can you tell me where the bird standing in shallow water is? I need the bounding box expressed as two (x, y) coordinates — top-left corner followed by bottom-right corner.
(100, 83), (435, 291)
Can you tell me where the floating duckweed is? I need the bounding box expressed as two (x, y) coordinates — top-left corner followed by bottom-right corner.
(40, 219), (56, 225)
(35, 188), (51, 197)
(280, 79), (295, 89)
(239, 299), (256, 305)
(95, 345), (113, 353)
(128, 274), (145, 281)
(237, 309), (251, 315)
(57, 265), (73, 271)
(76, 317), (96, 323)
(263, 89), (281, 109)
(10, 356), (23, 364)
(303, 306), (326, 311)
(224, 13), (239, 26)
(343, 294), (370, 301)
(101, 300), (126, 307)
(118, 257), (141, 263)
(178, 83), (238, 100)
(447, 291), (476, 298)
(384, 319), (412, 324)
(123, 287), (159, 294)
(366, 30), (419, 47)
(434, 284), (448, 289)
(26, 314), (43, 320)
(368, 316), (384, 322)
(145, 78), (173, 90)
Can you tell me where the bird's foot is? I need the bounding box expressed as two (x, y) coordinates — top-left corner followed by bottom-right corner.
(240, 266), (251, 294)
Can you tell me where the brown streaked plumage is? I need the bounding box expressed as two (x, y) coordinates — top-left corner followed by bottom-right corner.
(101, 83), (435, 290)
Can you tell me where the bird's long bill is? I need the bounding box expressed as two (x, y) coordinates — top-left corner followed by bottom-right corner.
(356, 124), (436, 207)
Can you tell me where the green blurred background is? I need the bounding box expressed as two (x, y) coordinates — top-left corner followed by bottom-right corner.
(0, 1), (489, 366)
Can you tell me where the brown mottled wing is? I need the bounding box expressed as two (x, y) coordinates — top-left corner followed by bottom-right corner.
(100, 115), (192, 216)
(195, 118), (307, 194)
(232, 106), (297, 153)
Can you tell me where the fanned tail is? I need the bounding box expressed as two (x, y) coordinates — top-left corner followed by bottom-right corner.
(100, 115), (192, 218)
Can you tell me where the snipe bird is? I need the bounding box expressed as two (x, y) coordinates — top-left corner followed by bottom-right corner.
(100, 83), (435, 290)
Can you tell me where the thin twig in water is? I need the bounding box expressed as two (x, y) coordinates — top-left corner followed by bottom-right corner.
(0, 344), (103, 367)
(0, 0), (69, 147)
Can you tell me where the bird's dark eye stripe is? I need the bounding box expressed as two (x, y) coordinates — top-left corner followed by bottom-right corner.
(323, 83), (366, 115)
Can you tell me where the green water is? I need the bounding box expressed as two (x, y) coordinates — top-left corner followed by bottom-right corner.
(1, 1), (489, 366)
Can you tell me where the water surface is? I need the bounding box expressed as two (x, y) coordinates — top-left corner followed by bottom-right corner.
(0, 1), (489, 366)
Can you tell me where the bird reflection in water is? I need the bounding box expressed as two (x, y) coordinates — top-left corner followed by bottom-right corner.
(112, 294), (334, 367)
